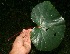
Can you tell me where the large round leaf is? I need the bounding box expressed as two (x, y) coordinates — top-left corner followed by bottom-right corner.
(31, 1), (65, 51)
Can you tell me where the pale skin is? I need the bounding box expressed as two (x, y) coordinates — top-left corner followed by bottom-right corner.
(9, 29), (32, 54)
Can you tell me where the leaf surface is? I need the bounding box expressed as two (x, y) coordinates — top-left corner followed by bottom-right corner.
(31, 1), (65, 51)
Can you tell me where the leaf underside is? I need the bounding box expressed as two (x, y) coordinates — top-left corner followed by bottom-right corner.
(31, 1), (65, 51)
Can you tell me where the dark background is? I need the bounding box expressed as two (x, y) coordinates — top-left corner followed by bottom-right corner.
(0, 0), (70, 54)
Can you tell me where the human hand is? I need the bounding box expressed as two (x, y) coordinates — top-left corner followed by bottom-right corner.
(9, 29), (32, 54)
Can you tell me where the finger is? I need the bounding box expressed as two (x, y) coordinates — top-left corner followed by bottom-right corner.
(23, 40), (31, 53)
(23, 34), (31, 44)
(28, 29), (32, 33)
(24, 29), (32, 37)
(19, 29), (26, 37)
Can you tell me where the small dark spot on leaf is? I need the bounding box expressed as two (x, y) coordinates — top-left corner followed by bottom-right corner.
(46, 28), (49, 31)
(54, 33), (56, 36)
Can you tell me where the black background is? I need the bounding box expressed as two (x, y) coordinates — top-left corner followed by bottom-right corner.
(0, 0), (70, 54)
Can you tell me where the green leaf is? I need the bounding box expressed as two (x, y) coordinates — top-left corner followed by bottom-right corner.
(31, 1), (65, 51)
